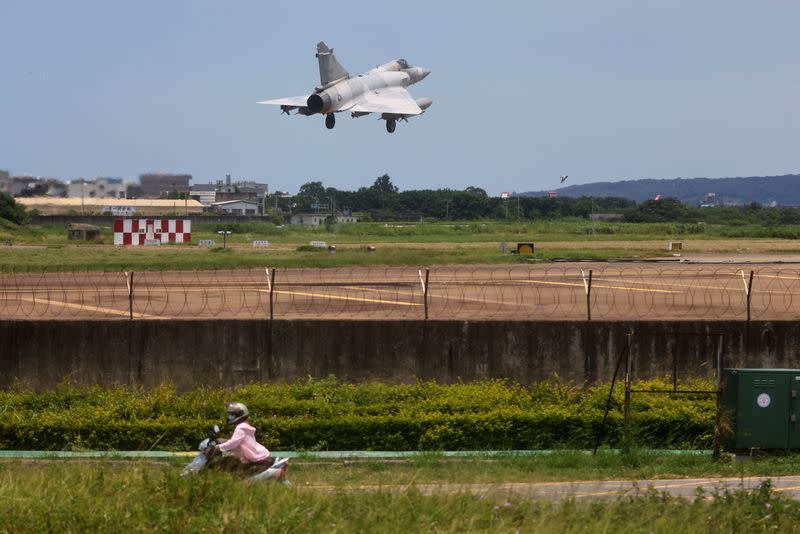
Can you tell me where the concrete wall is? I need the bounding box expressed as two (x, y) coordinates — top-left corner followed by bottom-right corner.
(2, 320), (800, 390)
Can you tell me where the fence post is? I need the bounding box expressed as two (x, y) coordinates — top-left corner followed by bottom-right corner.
(713, 333), (724, 459)
(419, 268), (430, 320)
(125, 271), (134, 320)
(582, 269), (593, 321)
(266, 268), (276, 321)
(740, 269), (754, 320)
(623, 329), (632, 448)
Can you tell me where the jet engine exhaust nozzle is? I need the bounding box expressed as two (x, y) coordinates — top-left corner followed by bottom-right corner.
(306, 93), (332, 114)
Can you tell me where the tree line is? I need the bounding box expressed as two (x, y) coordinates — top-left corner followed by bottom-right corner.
(6, 175), (800, 227)
(276, 174), (800, 224)
(276, 175), (635, 221)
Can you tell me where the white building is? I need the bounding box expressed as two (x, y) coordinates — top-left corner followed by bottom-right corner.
(190, 183), (218, 206)
(212, 199), (261, 215)
(290, 212), (358, 225)
(67, 177), (127, 199)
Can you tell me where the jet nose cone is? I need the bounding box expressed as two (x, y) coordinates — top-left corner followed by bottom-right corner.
(419, 67), (431, 80)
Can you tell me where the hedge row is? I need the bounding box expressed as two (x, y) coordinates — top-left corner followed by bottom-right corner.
(0, 378), (716, 451)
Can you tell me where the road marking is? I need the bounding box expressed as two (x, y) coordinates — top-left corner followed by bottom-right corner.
(517, 279), (680, 294)
(341, 285), (526, 309)
(593, 276), (740, 292)
(14, 296), (158, 318)
(341, 285), (421, 299)
(263, 289), (421, 307)
(747, 272), (800, 282)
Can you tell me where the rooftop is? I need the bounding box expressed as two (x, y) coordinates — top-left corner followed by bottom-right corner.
(18, 197), (204, 208)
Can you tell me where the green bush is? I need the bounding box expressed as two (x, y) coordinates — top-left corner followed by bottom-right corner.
(0, 378), (716, 451)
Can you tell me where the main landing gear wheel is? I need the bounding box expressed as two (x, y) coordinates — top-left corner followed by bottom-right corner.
(325, 113), (335, 129)
(386, 119), (396, 133)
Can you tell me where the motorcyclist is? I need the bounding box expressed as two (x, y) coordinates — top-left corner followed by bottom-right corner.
(211, 402), (287, 479)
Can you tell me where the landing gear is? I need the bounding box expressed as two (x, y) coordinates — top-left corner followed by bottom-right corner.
(386, 119), (396, 133)
(325, 113), (335, 129)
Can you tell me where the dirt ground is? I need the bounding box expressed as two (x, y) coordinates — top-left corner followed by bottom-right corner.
(307, 475), (800, 501)
(2, 261), (800, 320)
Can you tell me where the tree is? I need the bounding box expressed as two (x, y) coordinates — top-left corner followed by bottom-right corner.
(296, 181), (327, 211)
(371, 174), (398, 194)
(298, 181), (326, 199)
(0, 192), (28, 225)
(624, 197), (690, 223)
(370, 174), (398, 212)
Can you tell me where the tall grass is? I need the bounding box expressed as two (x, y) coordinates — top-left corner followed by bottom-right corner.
(1, 460), (799, 533)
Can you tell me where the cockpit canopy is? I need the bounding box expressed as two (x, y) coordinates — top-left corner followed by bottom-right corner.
(368, 59), (415, 75)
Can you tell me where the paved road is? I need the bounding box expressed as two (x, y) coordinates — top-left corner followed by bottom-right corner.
(308, 475), (800, 501)
(2, 263), (800, 320)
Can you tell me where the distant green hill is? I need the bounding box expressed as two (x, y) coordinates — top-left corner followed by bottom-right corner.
(525, 174), (800, 206)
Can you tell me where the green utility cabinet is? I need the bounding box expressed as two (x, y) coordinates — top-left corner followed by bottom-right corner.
(722, 368), (800, 450)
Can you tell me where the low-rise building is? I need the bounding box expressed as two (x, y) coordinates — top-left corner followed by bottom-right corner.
(189, 183), (218, 206)
(67, 223), (102, 241)
(17, 197), (204, 216)
(214, 174), (268, 212)
(290, 212), (358, 225)
(138, 173), (191, 198)
(67, 177), (127, 199)
(212, 199), (261, 215)
(1, 175), (65, 197)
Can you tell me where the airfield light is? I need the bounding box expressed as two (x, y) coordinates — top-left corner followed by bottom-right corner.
(216, 230), (232, 249)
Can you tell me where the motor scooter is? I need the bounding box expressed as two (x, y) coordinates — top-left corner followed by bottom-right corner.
(181, 424), (290, 485)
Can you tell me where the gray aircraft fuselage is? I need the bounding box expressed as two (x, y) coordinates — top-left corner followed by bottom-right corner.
(259, 42), (431, 133)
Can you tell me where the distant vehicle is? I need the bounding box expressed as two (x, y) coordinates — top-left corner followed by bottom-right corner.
(259, 42), (432, 133)
(654, 194), (663, 201)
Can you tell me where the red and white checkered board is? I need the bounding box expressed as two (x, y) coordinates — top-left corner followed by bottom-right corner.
(113, 219), (192, 245)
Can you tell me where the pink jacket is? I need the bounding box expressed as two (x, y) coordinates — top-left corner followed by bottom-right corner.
(218, 422), (270, 463)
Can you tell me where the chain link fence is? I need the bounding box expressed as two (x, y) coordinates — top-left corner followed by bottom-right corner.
(1, 265), (798, 321)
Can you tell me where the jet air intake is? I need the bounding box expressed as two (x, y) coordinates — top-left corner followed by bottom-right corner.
(306, 92), (333, 114)
(415, 98), (433, 111)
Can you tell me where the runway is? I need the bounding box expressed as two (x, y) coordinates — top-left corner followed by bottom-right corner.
(1, 263), (800, 320)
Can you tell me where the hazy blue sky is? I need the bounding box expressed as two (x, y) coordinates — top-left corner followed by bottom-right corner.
(1, 1), (798, 195)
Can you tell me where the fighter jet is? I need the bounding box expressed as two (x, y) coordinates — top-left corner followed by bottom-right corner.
(258, 42), (431, 133)
(560, 175), (568, 183)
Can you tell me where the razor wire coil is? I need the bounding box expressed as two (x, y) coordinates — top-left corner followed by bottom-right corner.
(0, 265), (798, 321)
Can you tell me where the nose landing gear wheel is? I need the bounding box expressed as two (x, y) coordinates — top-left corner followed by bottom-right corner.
(386, 119), (396, 133)
(325, 113), (335, 129)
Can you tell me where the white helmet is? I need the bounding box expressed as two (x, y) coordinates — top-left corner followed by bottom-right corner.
(226, 402), (249, 425)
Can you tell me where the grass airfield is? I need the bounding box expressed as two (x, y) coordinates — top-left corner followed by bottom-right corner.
(3, 219), (800, 271)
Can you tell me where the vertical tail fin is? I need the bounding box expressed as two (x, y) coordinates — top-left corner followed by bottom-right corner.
(316, 42), (349, 88)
